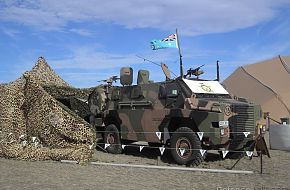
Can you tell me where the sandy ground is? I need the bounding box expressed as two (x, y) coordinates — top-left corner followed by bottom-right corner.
(0, 133), (290, 190)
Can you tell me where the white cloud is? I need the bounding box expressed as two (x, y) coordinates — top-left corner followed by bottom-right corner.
(46, 46), (180, 87)
(50, 47), (140, 70)
(0, 4), (66, 31)
(0, 27), (20, 38)
(1, 0), (289, 35)
(69, 28), (92, 36)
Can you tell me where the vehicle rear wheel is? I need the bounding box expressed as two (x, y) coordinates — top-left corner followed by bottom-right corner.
(104, 124), (122, 154)
(170, 127), (203, 166)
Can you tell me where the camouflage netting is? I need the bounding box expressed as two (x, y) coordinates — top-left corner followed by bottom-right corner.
(28, 58), (70, 87)
(0, 57), (96, 163)
(43, 85), (94, 99)
(43, 85), (95, 119)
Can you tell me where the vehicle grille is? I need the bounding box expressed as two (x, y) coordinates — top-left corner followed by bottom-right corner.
(229, 104), (255, 141)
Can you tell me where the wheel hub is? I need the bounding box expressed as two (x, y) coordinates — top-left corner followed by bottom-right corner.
(176, 137), (192, 159)
(107, 133), (115, 144)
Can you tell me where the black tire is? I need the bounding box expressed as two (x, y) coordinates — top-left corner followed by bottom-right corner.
(170, 127), (203, 166)
(104, 124), (122, 154)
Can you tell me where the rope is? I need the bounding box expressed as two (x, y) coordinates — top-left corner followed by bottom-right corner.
(98, 142), (254, 153)
(279, 55), (290, 74)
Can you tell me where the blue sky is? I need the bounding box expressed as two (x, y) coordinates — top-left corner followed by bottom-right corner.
(1, 0), (290, 87)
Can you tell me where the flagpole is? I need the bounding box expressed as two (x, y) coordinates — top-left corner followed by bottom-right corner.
(176, 28), (184, 78)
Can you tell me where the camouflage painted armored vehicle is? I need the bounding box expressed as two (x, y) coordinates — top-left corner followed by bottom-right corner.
(88, 65), (262, 166)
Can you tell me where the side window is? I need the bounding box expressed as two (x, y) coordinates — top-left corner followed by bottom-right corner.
(166, 83), (180, 98)
(158, 83), (180, 99)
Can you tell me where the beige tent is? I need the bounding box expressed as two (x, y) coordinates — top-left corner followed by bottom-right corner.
(223, 55), (290, 122)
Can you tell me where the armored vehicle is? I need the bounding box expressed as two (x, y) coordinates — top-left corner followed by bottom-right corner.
(88, 64), (262, 166)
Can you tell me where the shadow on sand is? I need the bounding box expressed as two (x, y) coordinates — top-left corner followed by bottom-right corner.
(95, 139), (244, 165)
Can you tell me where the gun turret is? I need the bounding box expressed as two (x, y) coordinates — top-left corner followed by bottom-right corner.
(98, 75), (120, 86)
(98, 76), (120, 95)
(184, 64), (205, 79)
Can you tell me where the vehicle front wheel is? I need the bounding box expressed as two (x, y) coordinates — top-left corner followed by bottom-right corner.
(104, 124), (122, 154)
(170, 127), (203, 166)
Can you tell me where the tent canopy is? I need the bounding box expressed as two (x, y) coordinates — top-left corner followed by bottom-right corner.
(223, 55), (290, 122)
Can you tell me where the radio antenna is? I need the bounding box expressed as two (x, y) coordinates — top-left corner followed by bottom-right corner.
(136, 55), (177, 78)
(136, 55), (161, 67)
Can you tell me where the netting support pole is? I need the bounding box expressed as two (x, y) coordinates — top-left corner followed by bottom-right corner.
(259, 126), (263, 174)
(260, 151), (263, 174)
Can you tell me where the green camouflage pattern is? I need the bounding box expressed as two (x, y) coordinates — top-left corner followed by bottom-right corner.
(89, 68), (262, 151)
